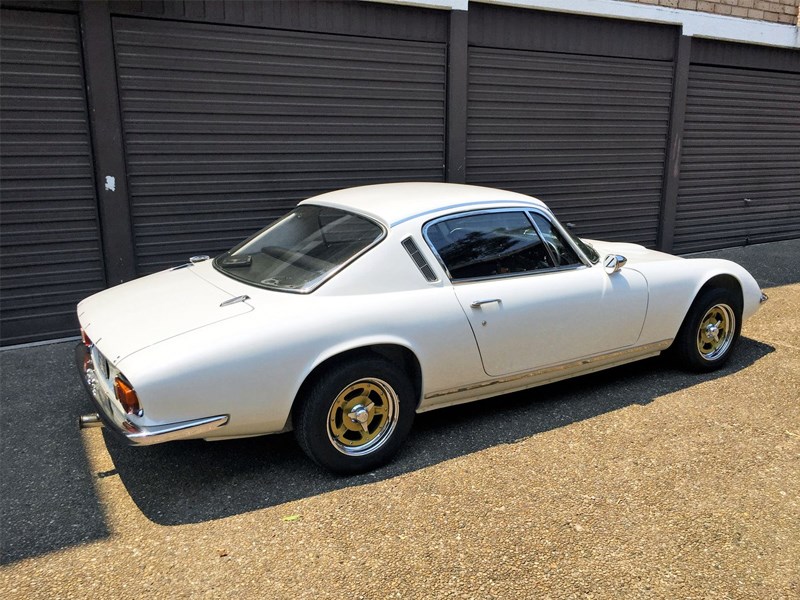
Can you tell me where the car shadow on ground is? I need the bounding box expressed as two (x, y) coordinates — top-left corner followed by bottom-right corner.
(103, 336), (774, 526)
(1, 343), (110, 565)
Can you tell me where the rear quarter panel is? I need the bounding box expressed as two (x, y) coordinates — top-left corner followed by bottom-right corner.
(115, 286), (481, 439)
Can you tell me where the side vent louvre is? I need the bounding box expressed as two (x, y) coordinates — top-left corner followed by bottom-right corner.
(401, 237), (438, 282)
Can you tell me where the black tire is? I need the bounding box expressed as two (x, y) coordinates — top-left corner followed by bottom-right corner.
(671, 287), (742, 372)
(293, 356), (415, 474)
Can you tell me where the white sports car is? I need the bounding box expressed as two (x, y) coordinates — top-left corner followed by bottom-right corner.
(77, 183), (767, 473)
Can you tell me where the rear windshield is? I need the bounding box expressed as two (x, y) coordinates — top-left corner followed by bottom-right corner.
(214, 205), (384, 292)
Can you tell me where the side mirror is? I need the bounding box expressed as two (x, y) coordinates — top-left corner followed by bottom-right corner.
(603, 254), (627, 275)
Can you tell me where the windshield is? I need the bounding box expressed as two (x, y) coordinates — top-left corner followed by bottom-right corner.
(214, 204), (384, 292)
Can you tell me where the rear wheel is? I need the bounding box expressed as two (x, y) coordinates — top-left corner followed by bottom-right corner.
(293, 356), (415, 474)
(672, 287), (742, 372)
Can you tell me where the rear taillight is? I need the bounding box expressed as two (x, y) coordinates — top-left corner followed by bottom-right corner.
(82, 352), (93, 373)
(81, 329), (92, 347)
(114, 377), (141, 415)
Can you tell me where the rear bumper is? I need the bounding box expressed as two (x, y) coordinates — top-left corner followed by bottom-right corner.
(75, 343), (228, 446)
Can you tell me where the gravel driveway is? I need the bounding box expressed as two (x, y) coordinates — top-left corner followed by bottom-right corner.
(2, 239), (798, 599)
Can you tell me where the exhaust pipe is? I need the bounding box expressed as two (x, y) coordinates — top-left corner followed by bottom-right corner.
(79, 413), (104, 429)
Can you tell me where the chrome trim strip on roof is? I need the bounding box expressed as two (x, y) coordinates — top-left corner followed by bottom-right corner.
(390, 199), (544, 227)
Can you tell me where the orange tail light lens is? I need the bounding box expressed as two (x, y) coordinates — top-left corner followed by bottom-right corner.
(114, 377), (141, 415)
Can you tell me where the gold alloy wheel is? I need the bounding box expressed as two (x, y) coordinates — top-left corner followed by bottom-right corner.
(326, 378), (399, 456)
(696, 303), (735, 361)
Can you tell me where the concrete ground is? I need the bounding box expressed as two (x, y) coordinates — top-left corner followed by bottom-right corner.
(1, 239), (798, 599)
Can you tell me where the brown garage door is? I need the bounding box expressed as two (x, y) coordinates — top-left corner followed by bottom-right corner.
(112, 17), (447, 274)
(0, 9), (105, 345)
(466, 47), (674, 246)
(465, 5), (676, 248)
(674, 65), (800, 253)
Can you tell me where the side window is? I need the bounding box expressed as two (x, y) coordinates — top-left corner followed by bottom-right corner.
(425, 211), (554, 280)
(530, 213), (581, 266)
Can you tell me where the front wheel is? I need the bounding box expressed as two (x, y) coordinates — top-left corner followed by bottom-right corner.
(671, 288), (742, 372)
(293, 356), (415, 474)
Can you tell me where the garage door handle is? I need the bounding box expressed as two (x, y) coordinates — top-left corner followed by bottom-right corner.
(470, 298), (502, 308)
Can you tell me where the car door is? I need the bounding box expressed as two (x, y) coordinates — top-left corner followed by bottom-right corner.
(424, 209), (648, 377)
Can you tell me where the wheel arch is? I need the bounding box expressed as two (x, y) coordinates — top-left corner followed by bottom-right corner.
(291, 340), (424, 421)
(670, 273), (745, 371)
(673, 271), (745, 341)
(693, 273), (744, 312)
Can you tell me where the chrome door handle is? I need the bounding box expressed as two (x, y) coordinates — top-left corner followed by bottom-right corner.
(470, 298), (502, 308)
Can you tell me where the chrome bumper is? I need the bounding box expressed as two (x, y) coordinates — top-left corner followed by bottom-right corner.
(75, 343), (228, 446)
(760, 292), (768, 303)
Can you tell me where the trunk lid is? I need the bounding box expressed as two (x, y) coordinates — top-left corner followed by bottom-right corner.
(78, 265), (253, 364)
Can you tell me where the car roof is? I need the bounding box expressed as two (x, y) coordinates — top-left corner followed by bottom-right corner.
(299, 182), (547, 227)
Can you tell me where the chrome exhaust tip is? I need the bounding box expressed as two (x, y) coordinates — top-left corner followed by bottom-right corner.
(79, 413), (104, 429)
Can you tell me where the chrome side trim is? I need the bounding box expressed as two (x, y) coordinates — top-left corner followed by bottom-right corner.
(424, 339), (673, 400)
(450, 263), (588, 285)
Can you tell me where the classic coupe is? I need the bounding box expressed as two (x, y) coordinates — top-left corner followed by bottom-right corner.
(77, 183), (766, 473)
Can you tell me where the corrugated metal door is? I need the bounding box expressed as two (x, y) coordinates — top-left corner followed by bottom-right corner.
(466, 47), (674, 247)
(0, 9), (106, 345)
(673, 66), (800, 253)
(112, 17), (447, 274)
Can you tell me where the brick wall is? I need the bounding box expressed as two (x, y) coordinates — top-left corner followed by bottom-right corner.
(619, 0), (800, 25)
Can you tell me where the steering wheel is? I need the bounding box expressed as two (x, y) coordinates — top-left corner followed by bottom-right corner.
(545, 240), (562, 266)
